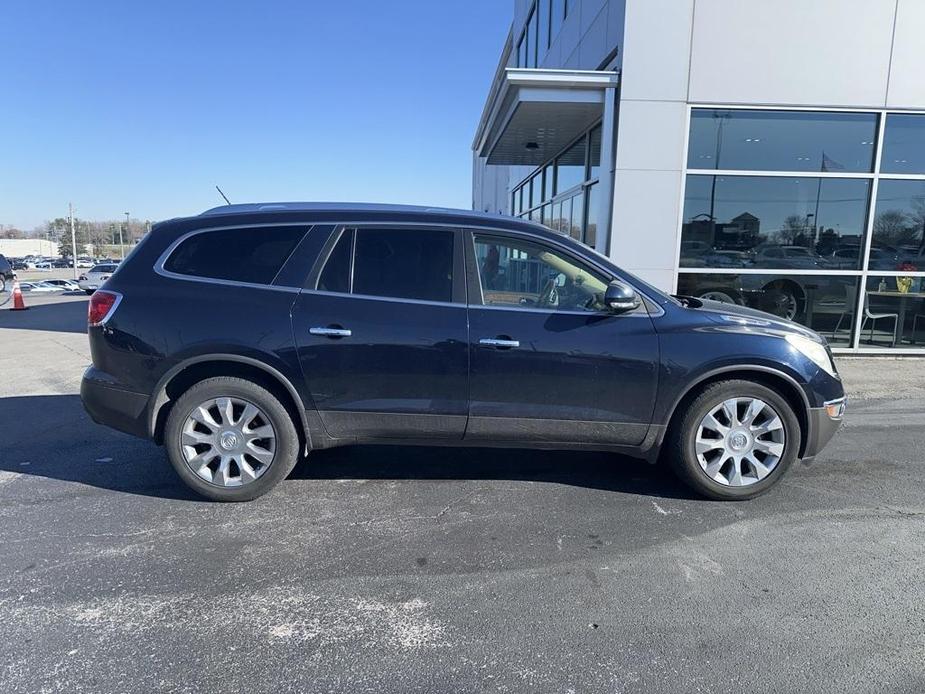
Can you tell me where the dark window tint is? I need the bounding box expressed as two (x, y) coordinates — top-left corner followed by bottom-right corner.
(870, 179), (925, 270)
(352, 229), (454, 303)
(680, 175), (871, 270)
(164, 226), (305, 284)
(881, 114), (925, 174)
(317, 229), (352, 293)
(688, 109), (878, 173)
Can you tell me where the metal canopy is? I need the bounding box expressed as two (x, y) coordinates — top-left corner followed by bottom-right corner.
(474, 68), (619, 166)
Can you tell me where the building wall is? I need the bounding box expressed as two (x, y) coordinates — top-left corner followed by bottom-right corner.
(0, 238), (59, 257)
(612, 0), (925, 290)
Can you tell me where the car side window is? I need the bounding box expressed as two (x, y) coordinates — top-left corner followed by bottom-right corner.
(164, 226), (306, 285)
(472, 234), (609, 312)
(315, 228), (454, 303)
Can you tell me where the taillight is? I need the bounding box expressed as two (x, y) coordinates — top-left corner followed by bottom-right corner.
(88, 290), (121, 327)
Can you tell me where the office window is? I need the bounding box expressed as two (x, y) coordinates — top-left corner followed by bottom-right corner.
(537, 0), (550, 55)
(688, 109), (878, 173)
(528, 6), (539, 67)
(588, 125), (602, 180)
(352, 229), (454, 303)
(551, 0), (566, 40)
(680, 175), (871, 269)
(556, 136), (586, 194)
(870, 180), (925, 271)
(881, 114), (925, 174)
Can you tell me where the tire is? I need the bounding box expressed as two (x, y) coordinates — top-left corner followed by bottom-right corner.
(85, 289), (94, 295)
(164, 376), (301, 501)
(698, 290), (737, 304)
(666, 379), (801, 500)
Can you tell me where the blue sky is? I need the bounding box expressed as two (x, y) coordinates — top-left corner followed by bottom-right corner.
(0, 1), (511, 229)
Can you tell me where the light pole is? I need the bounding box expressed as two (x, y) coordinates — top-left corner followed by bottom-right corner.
(121, 212), (129, 260)
(69, 203), (78, 279)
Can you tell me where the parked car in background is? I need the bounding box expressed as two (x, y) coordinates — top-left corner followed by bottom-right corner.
(76, 257), (95, 268)
(752, 245), (833, 269)
(33, 260), (53, 270)
(0, 254), (15, 292)
(81, 203), (846, 503)
(78, 263), (119, 294)
(18, 281), (65, 293)
(42, 278), (81, 291)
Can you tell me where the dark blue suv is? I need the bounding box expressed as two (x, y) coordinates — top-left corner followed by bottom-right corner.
(81, 203), (845, 501)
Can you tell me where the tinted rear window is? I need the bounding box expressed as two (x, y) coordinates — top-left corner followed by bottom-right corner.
(164, 226), (305, 285)
(91, 264), (117, 273)
(353, 229), (453, 302)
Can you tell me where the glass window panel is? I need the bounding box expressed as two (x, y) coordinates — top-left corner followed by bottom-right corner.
(164, 226), (305, 285)
(881, 114), (925, 174)
(353, 229), (453, 303)
(679, 175), (871, 270)
(544, 164), (554, 200)
(688, 109), (878, 173)
(551, 0), (565, 39)
(556, 136), (586, 194)
(528, 7), (539, 66)
(585, 183), (599, 248)
(870, 179), (925, 271)
(862, 275), (925, 348)
(588, 125), (602, 180)
(517, 35), (526, 68)
(473, 234), (608, 312)
(527, 177), (535, 209)
(538, 0), (549, 55)
(570, 192), (584, 241)
(317, 229), (352, 293)
(677, 273), (861, 347)
(541, 203), (551, 226)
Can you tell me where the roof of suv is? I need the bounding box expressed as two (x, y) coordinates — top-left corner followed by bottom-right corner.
(199, 201), (526, 224)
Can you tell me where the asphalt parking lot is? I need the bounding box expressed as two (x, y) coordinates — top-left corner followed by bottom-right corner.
(1, 294), (924, 693)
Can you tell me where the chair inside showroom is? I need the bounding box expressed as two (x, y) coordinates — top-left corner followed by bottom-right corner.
(861, 291), (899, 346)
(832, 283), (857, 340)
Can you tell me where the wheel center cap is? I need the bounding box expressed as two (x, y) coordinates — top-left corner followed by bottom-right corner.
(729, 432), (749, 451)
(219, 431), (239, 450)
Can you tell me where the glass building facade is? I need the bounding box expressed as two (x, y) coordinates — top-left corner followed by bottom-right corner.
(509, 124), (602, 248)
(678, 108), (925, 352)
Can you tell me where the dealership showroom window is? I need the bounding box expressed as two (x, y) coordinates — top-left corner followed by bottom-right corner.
(676, 108), (925, 352)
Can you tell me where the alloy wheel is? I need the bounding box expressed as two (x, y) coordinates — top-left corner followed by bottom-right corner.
(179, 397), (277, 487)
(694, 397), (785, 487)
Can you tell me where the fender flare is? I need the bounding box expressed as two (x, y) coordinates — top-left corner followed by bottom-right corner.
(147, 353), (312, 451)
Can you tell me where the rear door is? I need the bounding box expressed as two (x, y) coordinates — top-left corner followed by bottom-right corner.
(292, 225), (469, 439)
(464, 230), (659, 445)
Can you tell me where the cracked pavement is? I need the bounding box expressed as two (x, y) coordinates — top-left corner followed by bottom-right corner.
(1, 295), (924, 693)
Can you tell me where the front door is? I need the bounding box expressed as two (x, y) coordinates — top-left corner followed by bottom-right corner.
(464, 231), (659, 445)
(292, 226), (468, 439)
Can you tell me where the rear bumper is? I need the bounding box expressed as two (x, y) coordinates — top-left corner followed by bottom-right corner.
(80, 366), (150, 439)
(802, 397), (846, 462)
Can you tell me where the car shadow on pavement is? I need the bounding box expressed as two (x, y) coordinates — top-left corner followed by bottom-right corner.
(0, 394), (199, 501)
(293, 444), (698, 500)
(0, 393), (696, 502)
(0, 296), (88, 334)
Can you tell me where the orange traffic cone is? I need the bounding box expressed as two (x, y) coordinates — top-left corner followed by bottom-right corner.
(10, 280), (28, 311)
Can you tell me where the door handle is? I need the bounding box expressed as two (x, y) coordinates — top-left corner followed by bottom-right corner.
(310, 326), (352, 338)
(479, 337), (520, 349)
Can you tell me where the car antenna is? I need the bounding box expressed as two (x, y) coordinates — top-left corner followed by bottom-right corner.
(215, 185), (232, 205)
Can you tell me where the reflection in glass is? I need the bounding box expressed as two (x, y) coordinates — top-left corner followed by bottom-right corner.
(585, 183), (599, 248)
(677, 273), (860, 346)
(862, 276), (925, 347)
(588, 126), (602, 180)
(870, 179), (925, 270)
(551, 0), (565, 41)
(688, 109), (877, 173)
(556, 136), (586, 194)
(680, 175), (871, 269)
(537, 0), (549, 56)
(544, 164), (554, 200)
(528, 6), (538, 67)
(570, 192), (584, 241)
(881, 114), (925, 175)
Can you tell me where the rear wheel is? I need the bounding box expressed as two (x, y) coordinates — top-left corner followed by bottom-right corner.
(667, 379), (801, 500)
(164, 376), (300, 501)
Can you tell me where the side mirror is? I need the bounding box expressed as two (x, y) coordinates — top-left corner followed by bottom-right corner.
(604, 281), (640, 313)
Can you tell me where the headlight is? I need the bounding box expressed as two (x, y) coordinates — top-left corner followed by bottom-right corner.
(785, 334), (837, 377)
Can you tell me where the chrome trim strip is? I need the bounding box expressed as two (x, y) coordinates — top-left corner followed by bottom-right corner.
(479, 338), (520, 348)
(309, 327), (352, 337)
(302, 288), (464, 309)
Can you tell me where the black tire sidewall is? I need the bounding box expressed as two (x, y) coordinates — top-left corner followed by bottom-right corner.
(164, 377), (300, 502)
(672, 380), (801, 500)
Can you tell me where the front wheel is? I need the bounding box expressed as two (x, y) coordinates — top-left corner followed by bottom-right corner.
(666, 379), (801, 500)
(164, 376), (301, 501)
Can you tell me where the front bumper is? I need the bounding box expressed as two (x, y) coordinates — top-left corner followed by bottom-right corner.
(802, 396), (846, 462)
(80, 366), (150, 439)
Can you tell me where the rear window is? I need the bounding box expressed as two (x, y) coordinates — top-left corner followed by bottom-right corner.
(164, 226), (305, 285)
(91, 264), (117, 273)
